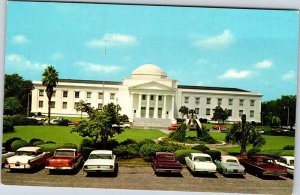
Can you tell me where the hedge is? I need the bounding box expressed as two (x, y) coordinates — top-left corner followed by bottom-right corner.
(139, 143), (164, 161)
(38, 143), (64, 155)
(4, 137), (21, 151)
(283, 145), (294, 150)
(11, 140), (29, 152)
(247, 148), (261, 158)
(204, 150), (221, 161)
(174, 149), (199, 164)
(114, 144), (140, 159)
(191, 145), (210, 153)
(60, 143), (78, 149)
(29, 138), (43, 146)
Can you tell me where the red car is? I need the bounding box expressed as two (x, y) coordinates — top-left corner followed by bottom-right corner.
(213, 125), (227, 130)
(168, 124), (179, 130)
(152, 152), (182, 174)
(45, 148), (83, 173)
(239, 155), (287, 177)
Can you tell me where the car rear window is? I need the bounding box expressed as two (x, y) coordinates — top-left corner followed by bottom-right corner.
(55, 150), (75, 157)
(89, 154), (112, 159)
(226, 159), (238, 163)
(16, 151), (36, 156)
(157, 155), (175, 162)
(194, 156), (212, 162)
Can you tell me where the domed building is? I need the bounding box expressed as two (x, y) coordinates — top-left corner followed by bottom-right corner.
(31, 64), (262, 126)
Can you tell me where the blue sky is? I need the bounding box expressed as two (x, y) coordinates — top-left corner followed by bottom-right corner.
(4, 1), (299, 101)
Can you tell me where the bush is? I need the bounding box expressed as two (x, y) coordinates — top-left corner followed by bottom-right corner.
(3, 119), (14, 133)
(60, 143), (77, 149)
(45, 141), (56, 144)
(114, 144), (140, 159)
(4, 137), (21, 151)
(174, 149), (199, 164)
(204, 150), (221, 161)
(80, 138), (96, 149)
(29, 138), (43, 146)
(283, 145), (294, 150)
(247, 148), (261, 158)
(39, 143), (63, 156)
(263, 129), (295, 137)
(32, 140), (45, 146)
(120, 139), (137, 146)
(138, 139), (155, 146)
(58, 118), (70, 126)
(4, 114), (40, 126)
(11, 140), (29, 151)
(81, 146), (96, 160)
(191, 145), (210, 152)
(169, 123), (187, 142)
(199, 118), (208, 123)
(139, 143), (163, 161)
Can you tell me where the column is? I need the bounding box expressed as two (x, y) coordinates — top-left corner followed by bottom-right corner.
(137, 94), (142, 118)
(170, 95), (175, 119)
(154, 95), (159, 118)
(145, 94), (150, 118)
(130, 94), (134, 118)
(162, 95), (167, 119)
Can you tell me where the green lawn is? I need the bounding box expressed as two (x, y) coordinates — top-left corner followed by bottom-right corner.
(186, 130), (226, 142)
(2, 126), (166, 145)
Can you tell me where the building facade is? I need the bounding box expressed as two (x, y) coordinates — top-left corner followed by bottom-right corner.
(31, 64), (262, 126)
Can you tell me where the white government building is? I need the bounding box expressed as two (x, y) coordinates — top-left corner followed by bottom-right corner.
(31, 64), (262, 126)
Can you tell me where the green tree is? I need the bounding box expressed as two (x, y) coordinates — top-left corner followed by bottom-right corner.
(76, 100), (89, 119)
(225, 114), (266, 154)
(4, 97), (22, 115)
(42, 66), (59, 124)
(179, 106), (189, 119)
(211, 106), (230, 124)
(71, 103), (126, 149)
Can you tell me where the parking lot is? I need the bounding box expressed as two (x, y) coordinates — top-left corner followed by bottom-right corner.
(1, 165), (294, 194)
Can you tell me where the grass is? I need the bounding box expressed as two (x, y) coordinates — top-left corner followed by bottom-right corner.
(2, 126), (166, 145)
(186, 130), (226, 142)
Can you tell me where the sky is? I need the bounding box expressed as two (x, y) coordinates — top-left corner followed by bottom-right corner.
(4, 1), (299, 101)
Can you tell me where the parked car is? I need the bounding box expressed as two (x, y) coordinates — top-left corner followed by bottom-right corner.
(239, 155), (287, 177)
(2, 147), (15, 167)
(168, 124), (179, 130)
(214, 155), (245, 176)
(27, 116), (46, 124)
(276, 156), (294, 176)
(185, 153), (217, 175)
(45, 148), (83, 173)
(152, 152), (182, 174)
(213, 125), (227, 130)
(83, 150), (118, 175)
(5, 146), (50, 170)
(112, 122), (130, 128)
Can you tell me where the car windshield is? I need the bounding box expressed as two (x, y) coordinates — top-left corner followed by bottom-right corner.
(194, 156), (212, 162)
(16, 151), (36, 156)
(289, 160), (294, 166)
(158, 156), (175, 162)
(226, 159), (238, 163)
(55, 150), (75, 156)
(89, 154), (112, 159)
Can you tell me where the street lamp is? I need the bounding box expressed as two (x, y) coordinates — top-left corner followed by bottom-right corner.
(284, 106), (290, 129)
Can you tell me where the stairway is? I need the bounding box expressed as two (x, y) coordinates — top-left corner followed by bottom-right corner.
(133, 118), (173, 127)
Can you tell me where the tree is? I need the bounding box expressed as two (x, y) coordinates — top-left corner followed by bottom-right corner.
(42, 66), (59, 124)
(76, 100), (89, 119)
(179, 106), (189, 119)
(71, 103), (127, 149)
(4, 97), (22, 115)
(225, 114), (266, 154)
(211, 106), (230, 124)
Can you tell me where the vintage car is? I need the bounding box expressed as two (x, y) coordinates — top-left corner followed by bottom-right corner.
(83, 150), (118, 175)
(239, 155), (287, 177)
(168, 124), (179, 130)
(214, 155), (245, 175)
(185, 153), (217, 175)
(276, 156), (294, 176)
(5, 146), (50, 170)
(112, 122), (130, 128)
(45, 148), (83, 173)
(213, 125), (227, 130)
(2, 147), (15, 167)
(152, 152), (182, 174)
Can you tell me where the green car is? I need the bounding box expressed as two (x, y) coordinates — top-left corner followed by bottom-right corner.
(214, 155), (245, 176)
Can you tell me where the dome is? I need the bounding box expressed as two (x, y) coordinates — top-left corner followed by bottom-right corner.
(131, 64), (168, 79)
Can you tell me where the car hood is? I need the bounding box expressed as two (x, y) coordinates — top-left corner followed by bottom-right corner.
(7, 155), (34, 164)
(222, 163), (245, 170)
(194, 162), (216, 170)
(84, 159), (114, 166)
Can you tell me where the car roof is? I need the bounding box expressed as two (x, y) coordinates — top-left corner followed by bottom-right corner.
(191, 153), (210, 157)
(221, 155), (238, 161)
(156, 152), (174, 156)
(90, 150), (113, 154)
(17, 146), (41, 152)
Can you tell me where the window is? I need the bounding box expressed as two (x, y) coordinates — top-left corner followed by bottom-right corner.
(239, 110), (243, 117)
(206, 108), (210, 115)
(184, 97), (189, 103)
(206, 98), (211, 104)
(158, 96), (162, 101)
(228, 109), (232, 116)
(195, 97), (200, 104)
(228, 99), (233, 106)
(150, 95), (154, 101)
(98, 92), (103, 99)
(75, 91), (80, 98)
(250, 110), (254, 117)
(50, 101), (55, 108)
(250, 100), (255, 106)
(38, 101), (43, 108)
(63, 91), (68, 98)
(74, 102), (79, 109)
(110, 93), (115, 100)
(239, 99), (244, 106)
(195, 108), (199, 114)
(98, 103), (103, 109)
(52, 91), (56, 97)
(87, 92), (91, 98)
(218, 98), (222, 105)
(62, 102), (67, 109)
(39, 90), (44, 97)
(142, 95), (146, 100)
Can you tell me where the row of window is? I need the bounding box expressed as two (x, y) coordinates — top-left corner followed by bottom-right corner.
(39, 90), (115, 100)
(38, 101), (103, 110)
(141, 95), (163, 101)
(184, 97), (255, 106)
(204, 108), (255, 117)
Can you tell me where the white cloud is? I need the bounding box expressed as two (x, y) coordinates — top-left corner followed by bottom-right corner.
(193, 30), (235, 49)
(6, 54), (47, 70)
(218, 69), (252, 80)
(86, 33), (137, 48)
(52, 52), (63, 60)
(254, 60), (273, 69)
(282, 70), (295, 81)
(75, 61), (121, 73)
(12, 34), (29, 44)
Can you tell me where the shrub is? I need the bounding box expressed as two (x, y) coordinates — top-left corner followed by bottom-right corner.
(39, 143), (63, 155)
(3, 118), (14, 133)
(120, 139), (137, 146)
(138, 139), (155, 146)
(139, 143), (163, 161)
(81, 146), (96, 160)
(60, 143), (77, 149)
(114, 144), (140, 159)
(204, 150), (221, 161)
(29, 138), (43, 146)
(33, 140), (45, 146)
(11, 140), (29, 151)
(4, 114), (40, 126)
(191, 145), (210, 153)
(4, 137), (21, 151)
(80, 138), (96, 149)
(58, 118), (70, 126)
(283, 145), (294, 150)
(45, 141), (56, 144)
(174, 149), (199, 164)
(247, 148), (261, 158)
(169, 123), (187, 142)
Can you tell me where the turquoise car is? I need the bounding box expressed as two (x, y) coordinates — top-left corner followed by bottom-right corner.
(214, 155), (245, 176)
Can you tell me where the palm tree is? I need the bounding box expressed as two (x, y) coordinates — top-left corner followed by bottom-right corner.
(42, 65), (59, 124)
(179, 106), (189, 119)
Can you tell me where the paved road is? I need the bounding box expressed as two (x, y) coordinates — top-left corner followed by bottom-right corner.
(1, 166), (294, 194)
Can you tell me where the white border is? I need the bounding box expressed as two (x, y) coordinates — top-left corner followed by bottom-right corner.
(0, 0), (299, 195)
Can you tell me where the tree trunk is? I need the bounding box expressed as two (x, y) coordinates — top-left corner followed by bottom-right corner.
(48, 98), (51, 125)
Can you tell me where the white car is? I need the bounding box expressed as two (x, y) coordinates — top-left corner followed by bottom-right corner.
(5, 146), (50, 170)
(276, 156), (294, 176)
(185, 153), (217, 175)
(112, 123), (130, 128)
(2, 147), (15, 167)
(83, 150), (118, 175)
